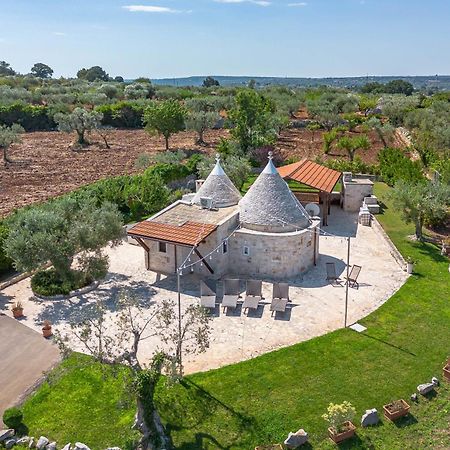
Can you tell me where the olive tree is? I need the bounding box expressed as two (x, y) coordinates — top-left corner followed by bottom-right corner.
(390, 181), (450, 240)
(0, 124), (24, 166)
(336, 134), (370, 161)
(185, 111), (220, 145)
(56, 290), (211, 449)
(143, 100), (187, 150)
(55, 107), (103, 146)
(5, 197), (123, 283)
(365, 117), (394, 148)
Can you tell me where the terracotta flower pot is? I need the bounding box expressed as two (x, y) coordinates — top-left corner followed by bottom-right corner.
(383, 399), (410, 421)
(443, 364), (450, 382)
(328, 421), (356, 444)
(42, 327), (53, 338)
(12, 308), (24, 319)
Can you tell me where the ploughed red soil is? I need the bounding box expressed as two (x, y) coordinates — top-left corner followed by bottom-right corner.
(0, 127), (386, 218)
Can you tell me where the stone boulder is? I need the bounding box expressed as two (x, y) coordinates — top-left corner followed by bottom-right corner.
(46, 442), (57, 450)
(29, 437), (36, 448)
(432, 377), (439, 386)
(283, 429), (308, 448)
(106, 448), (121, 450)
(417, 382), (435, 396)
(16, 437), (31, 445)
(75, 443), (91, 450)
(0, 430), (15, 442)
(36, 437), (49, 450)
(61, 444), (72, 450)
(5, 439), (16, 449)
(361, 408), (379, 427)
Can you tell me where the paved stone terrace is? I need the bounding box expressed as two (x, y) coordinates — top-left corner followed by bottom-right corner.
(0, 207), (408, 374)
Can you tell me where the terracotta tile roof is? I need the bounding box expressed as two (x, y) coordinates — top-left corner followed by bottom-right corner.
(128, 220), (217, 246)
(278, 160), (341, 193)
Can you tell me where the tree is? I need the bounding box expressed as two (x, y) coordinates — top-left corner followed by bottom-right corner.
(390, 181), (450, 240)
(336, 134), (370, 161)
(307, 122), (322, 144)
(322, 128), (339, 155)
(365, 116), (394, 148)
(358, 95), (378, 115)
(77, 66), (109, 82)
(185, 111), (220, 145)
(30, 62), (53, 79)
(114, 76), (124, 83)
(124, 82), (154, 100)
(0, 124), (24, 166)
(202, 76), (220, 88)
(5, 197), (123, 283)
(0, 61), (16, 76)
(378, 147), (424, 186)
(98, 83), (119, 100)
(55, 289), (211, 448)
(228, 90), (276, 153)
(55, 107), (103, 146)
(143, 100), (187, 150)
(385, 79), (414, 96)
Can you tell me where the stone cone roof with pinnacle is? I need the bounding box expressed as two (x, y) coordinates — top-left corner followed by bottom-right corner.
(239, 154), (311, 232)
(192, 156), (242, 208)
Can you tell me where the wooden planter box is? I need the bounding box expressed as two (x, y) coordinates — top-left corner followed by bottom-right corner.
(328, 421), (356, 444)
(383, 399), (410, 421)
(443, 364), (450, 382)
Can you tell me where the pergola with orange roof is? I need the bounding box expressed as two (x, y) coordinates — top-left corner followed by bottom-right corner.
(277, 160), (342, 226)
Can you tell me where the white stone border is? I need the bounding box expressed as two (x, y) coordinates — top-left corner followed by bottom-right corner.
(32, 280), (101, 302)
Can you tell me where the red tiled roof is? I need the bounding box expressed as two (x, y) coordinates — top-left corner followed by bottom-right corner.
(278, 160), (341, 193)
(128, 221), (217, 246)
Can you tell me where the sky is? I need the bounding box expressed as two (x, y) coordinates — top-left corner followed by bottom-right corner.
(0, 0), (449, 79)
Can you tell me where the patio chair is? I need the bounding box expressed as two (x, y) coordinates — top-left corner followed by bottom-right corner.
(270, 282), (290, 316)
(222, 279), (240, 311)
(242, 279), (262, 313)
(345, 264), (362, 289)
(326, 262), (342, 285)
(200, 280), (216, 310)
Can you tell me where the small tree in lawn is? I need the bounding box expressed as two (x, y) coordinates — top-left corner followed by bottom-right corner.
(55, 290), (211, 449)
(144, 100), (187, 151)
(55, 107), (103, 147)
(0, 124), (24, 166)
(185, 111), (220, 145)
(390, 180), (450, 241)
(337, 134), (370, 161)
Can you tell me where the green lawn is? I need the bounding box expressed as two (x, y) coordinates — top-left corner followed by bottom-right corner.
(20, 183), (449, 449)
(21, 354), (140, 450)
(153, 182), (450, 449)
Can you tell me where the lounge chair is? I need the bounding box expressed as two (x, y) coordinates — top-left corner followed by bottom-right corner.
(346, 264), (362, 289)
(242, 280), (262, 313)
(200, 280), (216, 310)
(222, 279), (240, 310)
(326, 262), (342, 285)
(270, 282), (290, 316)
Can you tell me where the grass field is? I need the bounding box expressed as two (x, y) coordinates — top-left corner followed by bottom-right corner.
(20, 183), (449, 449)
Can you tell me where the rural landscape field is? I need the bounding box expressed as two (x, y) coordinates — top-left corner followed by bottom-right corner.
(0, 1), (449, 450)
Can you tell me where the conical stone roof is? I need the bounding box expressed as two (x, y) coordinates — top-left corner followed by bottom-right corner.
(239, 154), (311, 232)
(192, 156), (242, 208)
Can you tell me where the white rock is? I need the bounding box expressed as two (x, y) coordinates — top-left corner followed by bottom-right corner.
(5, 439), (16, 449)
(29, 437), (35, 448)
(46, 442), (57, 450)
(74, 443), (91, 450)
(61, 444), (71, 450)
(16, 437), (31, 445)
(36, 437), (49, 450)
(106, 448), (121, 450)
(0, 430), (15, 442)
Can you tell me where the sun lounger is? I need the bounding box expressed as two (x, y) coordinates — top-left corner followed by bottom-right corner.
(242, 279), (262, 313)
(200, 280), (216, 310)
(346, 264), (362, 289)
(326, 262), (341, 285)
(222, 279), (240, 310)
(270, 282), (290, 316)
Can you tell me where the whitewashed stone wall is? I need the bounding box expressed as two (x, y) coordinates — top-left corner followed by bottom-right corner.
(342, 176), (374, 212)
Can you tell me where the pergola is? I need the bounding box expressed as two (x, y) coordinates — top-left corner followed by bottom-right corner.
(277, 160), (341, 226)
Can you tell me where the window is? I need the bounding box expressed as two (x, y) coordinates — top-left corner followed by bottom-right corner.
(243, 246), (250, 256)
(158, 241), (167, 253)
(222, 240), (228, 254)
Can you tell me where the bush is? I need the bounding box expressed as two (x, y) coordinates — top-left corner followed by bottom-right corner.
(2, 407), (23, 430)
(0, 103), (55, 131)
(96, 101), (146, 128)
(378, 147), (424, 186)
(0, 222), (14, 274)
(318, 156), (378, 175)
(145, 163), (191, 184)
(31, 269), (91, 297)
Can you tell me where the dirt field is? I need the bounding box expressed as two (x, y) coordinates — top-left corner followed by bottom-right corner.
(0, 127), (386, 218)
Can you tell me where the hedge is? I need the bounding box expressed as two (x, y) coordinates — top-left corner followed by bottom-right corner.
(96, 101), (146, 128)
(0, 103), (55, 131)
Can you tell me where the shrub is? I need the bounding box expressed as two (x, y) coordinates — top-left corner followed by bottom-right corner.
(31, 269), (90, 297)
(0, 103), (55, 131)
(0, 222), (14, 274)
(145, 163), (191, 184)
(318, 156), (378, 175)
(378, 147), (424, 185)
(2, 407), (23, 429)
(96, 101), (146, 128)
(322, 401), (356, 434)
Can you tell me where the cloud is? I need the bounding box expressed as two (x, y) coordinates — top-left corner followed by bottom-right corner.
(215, 0), (271, 6)
(123, 5), (183, 13)
(53, 31), (67, 36)
(288, 2), (307, 6)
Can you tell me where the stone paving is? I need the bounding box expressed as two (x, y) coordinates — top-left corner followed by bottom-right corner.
(0, 207), (408, 374)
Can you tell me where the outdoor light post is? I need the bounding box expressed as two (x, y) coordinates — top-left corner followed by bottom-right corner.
(344, 236), (350, 328)
(177, 268), (183, 376)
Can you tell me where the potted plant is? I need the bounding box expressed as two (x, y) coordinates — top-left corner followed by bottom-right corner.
(322, 401), (356, 444)
(383, 399), (410, 421)
(42, 320), (53, 338)
(406, 257), (415, 274)
(443, 357), (450, 382)
(11, 301), (24, 319)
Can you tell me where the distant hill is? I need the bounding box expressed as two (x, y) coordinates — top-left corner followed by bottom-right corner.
(148, 75), (450, 90)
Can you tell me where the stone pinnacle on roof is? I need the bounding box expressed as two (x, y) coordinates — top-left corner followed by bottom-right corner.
(192, 154), (242, 208)
(239, 152), (311, 232)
